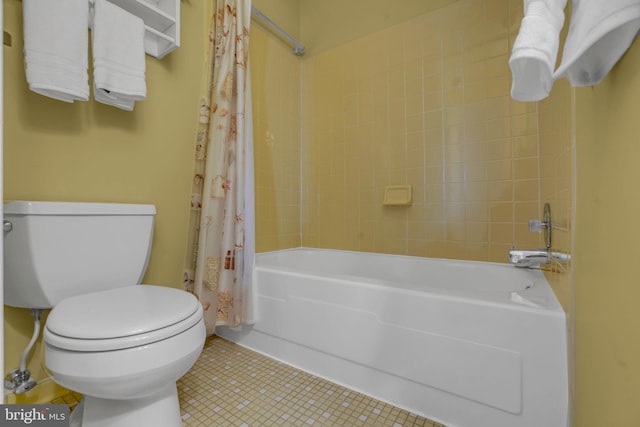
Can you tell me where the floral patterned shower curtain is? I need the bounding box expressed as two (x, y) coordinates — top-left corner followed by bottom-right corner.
(185, 0), (254, 335)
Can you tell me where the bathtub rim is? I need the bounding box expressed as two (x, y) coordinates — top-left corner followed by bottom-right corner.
(255, 247), (565, 314)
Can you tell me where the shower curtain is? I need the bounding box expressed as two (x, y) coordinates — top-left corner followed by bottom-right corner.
(185, 0), (254, 335)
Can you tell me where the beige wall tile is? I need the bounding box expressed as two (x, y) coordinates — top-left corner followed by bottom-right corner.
(295, 0), (572, 269)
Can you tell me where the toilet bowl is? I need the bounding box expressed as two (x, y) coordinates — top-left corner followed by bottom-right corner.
(45, 286), (205, 427)
(3, 201), (206, 427)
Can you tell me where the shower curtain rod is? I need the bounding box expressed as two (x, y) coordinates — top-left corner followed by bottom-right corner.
(251, 6), (305, 56)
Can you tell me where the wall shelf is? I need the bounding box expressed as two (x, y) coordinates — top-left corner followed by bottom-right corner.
(106, 0), (179, 58)
(15, 0), (179, 58)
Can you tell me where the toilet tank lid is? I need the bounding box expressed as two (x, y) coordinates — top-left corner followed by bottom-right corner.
(4, 201), (156, 216)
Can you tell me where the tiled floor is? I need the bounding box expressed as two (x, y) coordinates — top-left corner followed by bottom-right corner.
(56, 336), (446, 427)
(51, 390), (83, 411)
(177, 337), (444, 427)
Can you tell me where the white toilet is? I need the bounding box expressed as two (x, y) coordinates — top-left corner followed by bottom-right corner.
(3, 201), (206, 427)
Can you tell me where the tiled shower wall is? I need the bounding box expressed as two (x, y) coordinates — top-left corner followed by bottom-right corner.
(251, 24), (302, 252)
(300, 0), (571, 263)
(253, 0), (573, 279)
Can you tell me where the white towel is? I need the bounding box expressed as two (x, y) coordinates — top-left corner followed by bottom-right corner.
(92, 0), (146, 111)
(554, 0), (640, 86)
(23, 0), (90, 102)
(509, 0), (568, 102)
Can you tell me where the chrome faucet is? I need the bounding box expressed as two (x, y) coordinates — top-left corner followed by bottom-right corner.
(509, 203), (554, 268)
(508, 248), (550, 268)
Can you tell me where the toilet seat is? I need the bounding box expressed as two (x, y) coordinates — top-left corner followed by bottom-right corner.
(45, 285), (202, 352)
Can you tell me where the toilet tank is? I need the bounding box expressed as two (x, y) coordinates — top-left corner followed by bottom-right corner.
(3, 201), (156, 308)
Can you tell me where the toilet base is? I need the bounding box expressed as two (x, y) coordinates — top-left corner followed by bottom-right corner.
(74, 383), (182, 427)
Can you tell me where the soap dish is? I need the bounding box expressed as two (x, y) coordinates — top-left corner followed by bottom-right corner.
(383, 185), (412, 206)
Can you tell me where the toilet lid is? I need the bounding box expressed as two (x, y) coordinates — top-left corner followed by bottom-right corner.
(45, 285), (202, 351)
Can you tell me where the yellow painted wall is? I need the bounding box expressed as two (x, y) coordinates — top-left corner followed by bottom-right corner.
(3, 0), (206, 401)
(575, 39), (640, 427)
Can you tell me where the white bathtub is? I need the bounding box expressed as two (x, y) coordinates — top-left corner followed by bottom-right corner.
(218, 248), (569, 427)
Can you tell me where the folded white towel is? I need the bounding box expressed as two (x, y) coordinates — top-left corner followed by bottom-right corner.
(23, 0), (90, 102)
(92, 0), (146, 111)
(509, 0), (568, 102)
(554, 0), (640, 86)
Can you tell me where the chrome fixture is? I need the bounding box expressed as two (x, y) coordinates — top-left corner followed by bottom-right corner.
(509, 248), (550, 268)
(509, 248), (572, 268)
(509, 203), (571, 268)
(251, 6), (305, 56)
(3, 220), (12, 232)
(529, 202), (552, 249)
(4, 309), (43, 394)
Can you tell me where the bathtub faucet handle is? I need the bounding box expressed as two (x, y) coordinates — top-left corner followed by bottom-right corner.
(529, 203), (552, 251)
(528, 219), (548, 233)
